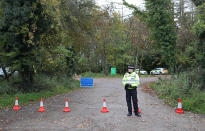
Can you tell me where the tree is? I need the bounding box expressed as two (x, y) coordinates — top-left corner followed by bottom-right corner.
(0, 2), (2, 18)
(174, 0), (198, 71)
(0, 0), (55, 90)
(192, 2), (205, 89)
(123, 0), (177, 72)
(175, 0), (196, 27)
(58, 0), (97, 73)
(145, 0), (177, 72)
(192, 0), (205, 6)
(124, 16), (151, 72)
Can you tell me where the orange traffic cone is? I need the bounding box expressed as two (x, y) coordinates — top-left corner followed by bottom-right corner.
(38, 98), (46, 112)
(175, 98), (184, 114)
(13, 97), (21, 111)
(138, 107), (142, 114)
(63, 98), (71, 112)
(133, 99), (141, 114)
(137, 99), (141, 114)
(101, 99), (109, 113)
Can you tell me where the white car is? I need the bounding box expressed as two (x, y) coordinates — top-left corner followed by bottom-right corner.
(0, 67), (18, 77)
(150, 68), (168, 75)
(0, 67), (9, 76)
(135, 69), (148, 75)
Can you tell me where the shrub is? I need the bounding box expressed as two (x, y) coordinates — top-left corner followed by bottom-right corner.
(150, 72), (205, 114)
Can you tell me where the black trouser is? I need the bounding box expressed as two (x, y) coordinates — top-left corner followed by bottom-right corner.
(126, 88), (138, 114)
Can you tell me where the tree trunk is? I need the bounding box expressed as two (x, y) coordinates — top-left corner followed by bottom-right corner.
(2, 67), (8, 80)
(20, 65), (34, 92)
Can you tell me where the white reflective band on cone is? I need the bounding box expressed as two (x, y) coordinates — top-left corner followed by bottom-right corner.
(178, 103), (182, 109)
(40, 101), (43, 107)
(15, 100), (18, 105)
(103, 102), (107, 107)
(65, 102), (69, 107)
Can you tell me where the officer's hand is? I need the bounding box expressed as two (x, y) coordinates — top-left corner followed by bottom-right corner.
(125, 84), (129, 90)
(127, 84), (132, 87)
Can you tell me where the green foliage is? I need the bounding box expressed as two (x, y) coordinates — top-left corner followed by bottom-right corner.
(123, 0), (177, 72)
(191, 0), (205, 6)
(0, 0), (56, 89)
(145, 0), (177, 72)
(0, 2), (2, 19)
(58, 0), (96, 50)
(0, 0), (78, 90)
(150, 72), (205, 114)
(192, 3), (205, 89)
(0, 0), (204, 97)
(36, 45), (76, 76)
(70, 8), (134, 74)
(0, 81), (19, 95)
(78, 56), (90, 73)
(193, 4), (205, 37)
(122, 0), (147, 21)
(175, 41), (198, 71)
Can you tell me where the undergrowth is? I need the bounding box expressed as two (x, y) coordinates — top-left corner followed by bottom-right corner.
(0, 74), (80, 109)
(150, 72), (205, 114)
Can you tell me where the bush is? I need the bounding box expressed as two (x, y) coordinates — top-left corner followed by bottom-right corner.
(150, 72), (205, 114)
(0, 81), (18, 95)
(0, 74), (79, 94)
(0, 74), (80, 109)
(0, 75), (22, 95)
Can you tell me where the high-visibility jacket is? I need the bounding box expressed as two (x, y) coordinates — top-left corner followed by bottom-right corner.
(122, 72), (140, 89)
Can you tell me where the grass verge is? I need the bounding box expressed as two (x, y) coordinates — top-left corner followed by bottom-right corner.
(150, 73), (205, 114)
(81, 72), (152, 78)
(81, 72), (123, 78)
(0, 74), (80, 109)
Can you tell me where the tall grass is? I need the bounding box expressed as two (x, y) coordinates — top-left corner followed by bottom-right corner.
(150, 72), (205, 114)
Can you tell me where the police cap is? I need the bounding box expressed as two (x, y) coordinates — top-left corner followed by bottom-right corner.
(128, 65), (135, 69)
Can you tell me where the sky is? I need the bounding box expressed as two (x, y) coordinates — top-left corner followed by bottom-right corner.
(95, 0), (145, 17)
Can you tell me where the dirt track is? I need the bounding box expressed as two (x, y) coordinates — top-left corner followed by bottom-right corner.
(0, 77), (205, 131)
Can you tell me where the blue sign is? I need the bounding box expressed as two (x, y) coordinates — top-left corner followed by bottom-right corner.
(80, 78), (93, 88)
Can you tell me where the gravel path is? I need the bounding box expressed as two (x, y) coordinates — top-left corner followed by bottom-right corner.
(0, 77), (205, 131)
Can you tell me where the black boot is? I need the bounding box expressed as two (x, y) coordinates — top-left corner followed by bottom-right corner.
(127, 113), (132, 116)
(135, 114), (141, 117)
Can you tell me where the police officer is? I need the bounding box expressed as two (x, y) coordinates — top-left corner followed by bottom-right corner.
(122, 65), (141, 117)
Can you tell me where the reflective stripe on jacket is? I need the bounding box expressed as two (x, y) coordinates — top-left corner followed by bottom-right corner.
(122, 72), (140, 89)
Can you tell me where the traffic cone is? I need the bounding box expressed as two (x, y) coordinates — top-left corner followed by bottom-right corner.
(101, 99), (109, 113)
(13, 97), (21, 111)
(133, 99), (141, 114)
(63, 98), (71, 112)
(175, 98), (184, 114)
(38, 98), (46, 112)
(138, 107), (142, 114)
(137, 98), (141, 114)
